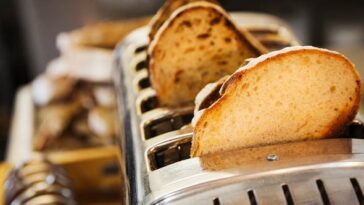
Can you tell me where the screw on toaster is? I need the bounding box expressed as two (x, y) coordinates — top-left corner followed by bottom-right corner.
(266, 154), (279, 161)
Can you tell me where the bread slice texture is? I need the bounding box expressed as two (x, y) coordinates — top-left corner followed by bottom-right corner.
(149, 2), (267, 107)
(191, 46), (362, 157)
(148, 0), (218, 42)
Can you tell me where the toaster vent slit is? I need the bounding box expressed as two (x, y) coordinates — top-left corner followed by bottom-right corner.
(134, 45), (147, 54)
(350, 178), (364, 204)
(316, 179), (331, 205)
(135, 60), (147, 71)
(247, 190), (258, 205)
(212, 197), (221, 205)
(282, 184), (294, 205)
(149, 140), (192, 171)
(143, 113), (193, 139)
(140, 96), (158, 113)
(138, 76), (151, 90)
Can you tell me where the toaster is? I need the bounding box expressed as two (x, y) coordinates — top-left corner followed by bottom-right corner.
(114, 12), (364, 205)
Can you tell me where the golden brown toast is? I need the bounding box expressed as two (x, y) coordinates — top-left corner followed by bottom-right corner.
(191, 46), (362, 157)
(149, 2), (266, 107)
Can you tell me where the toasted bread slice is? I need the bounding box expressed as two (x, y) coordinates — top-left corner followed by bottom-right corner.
(149, 0), (218, 42)
(191, 46), (362, 157)
(149, 2), (267, 107)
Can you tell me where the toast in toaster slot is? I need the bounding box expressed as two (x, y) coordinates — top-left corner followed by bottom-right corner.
(142, 109), (194, 139)
(147, 136), (192, 171)
(133, 69), (151, 92)
(148, 1), (267, 107)
(191, 46), (362, 157)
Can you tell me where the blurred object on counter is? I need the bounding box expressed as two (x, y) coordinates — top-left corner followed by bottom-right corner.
(4, 155), (76, 205)
(48, 146), (121, 198)
(29, 19), (150, 152)
(88, 106), (116, 142)
(32, 75), (77, 106)
(46, 49), (113, 82)
(32, 81), (117, 151)
(6, 19), (138, 198)
(57, 17), (150, 50)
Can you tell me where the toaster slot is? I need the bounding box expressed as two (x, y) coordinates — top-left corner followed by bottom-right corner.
(261, 39), (291, 51)
(143, 112), (193, 139)
(342, 120), (364, 139)
(148, 137), (192, 171)
(248, 28), (279, 37)
(134, 44), (147, 54)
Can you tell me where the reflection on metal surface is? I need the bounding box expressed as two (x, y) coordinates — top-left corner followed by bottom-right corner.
(4, 156), (76, 205)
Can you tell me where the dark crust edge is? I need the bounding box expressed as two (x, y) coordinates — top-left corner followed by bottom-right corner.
(149, 0), (220, 42)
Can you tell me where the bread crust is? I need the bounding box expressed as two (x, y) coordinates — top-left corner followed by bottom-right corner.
(194, 75), (228, 115)
(191, 46), (362, 157)
(148, 0), (219, 42)
(149, 2), (267, 57)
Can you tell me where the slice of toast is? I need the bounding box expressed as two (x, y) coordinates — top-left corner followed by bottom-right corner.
(148, 0), (219, 42)
(149, 2), (267, 107)
(191, 46), (362, 157)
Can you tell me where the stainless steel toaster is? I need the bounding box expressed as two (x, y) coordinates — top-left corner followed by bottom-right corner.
(114, 12), (364, 205)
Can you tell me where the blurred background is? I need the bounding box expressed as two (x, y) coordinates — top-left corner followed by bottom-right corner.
(0, 0), (363, 160)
